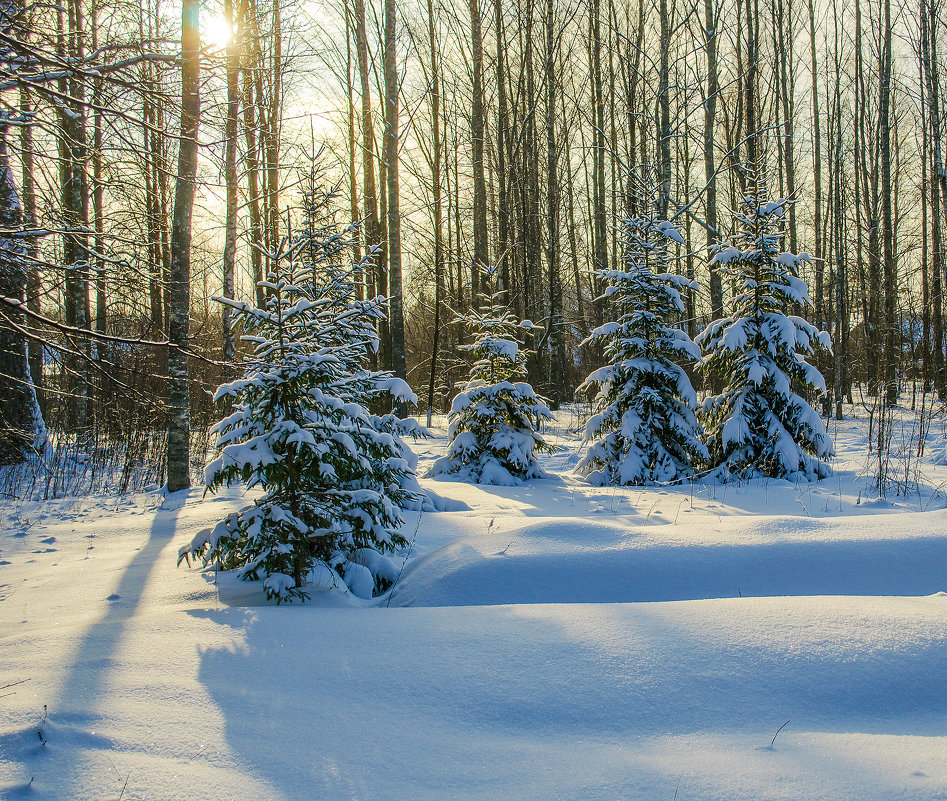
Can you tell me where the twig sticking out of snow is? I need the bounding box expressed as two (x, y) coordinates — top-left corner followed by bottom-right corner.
(769, 718), (791, 749)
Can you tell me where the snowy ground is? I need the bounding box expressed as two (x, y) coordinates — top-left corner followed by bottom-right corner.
(2, 403), (947, 800)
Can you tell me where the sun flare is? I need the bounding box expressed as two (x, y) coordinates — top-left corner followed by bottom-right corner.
(203, 13), (234, 49)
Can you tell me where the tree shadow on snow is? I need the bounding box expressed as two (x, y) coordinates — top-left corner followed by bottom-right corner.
(190, 597), (947, 801)
(0, 493), (189, 800)
(389, 534), (947, 607)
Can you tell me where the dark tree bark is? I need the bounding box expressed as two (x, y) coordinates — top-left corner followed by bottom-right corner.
(493, 0), (511, 300)
(590, 0), (607, 325)
(774, 0), (797, 251)
(656, 0), (672, 219)
(0, 0), (44, 463)
(385, 0), (407, 386)
(243, 7), (265, 307)
(0, 126), (41, 464)
(354, 0), (385, 366)
(545, 0), (565, 406)
(91, 0), (105, 338)
(345, 6), (362, 284)
(807, 0), (824, 321)
(222, 0), (240, 364)
(704, 0), (723, 318)
(470, 0), (489, 302)
(166, 0), (200, 492)
(879, 0), (897, 406)
(921, 0), (946, 397)
(426, 0), (443, 425)
(58, 0), (91, 431)
(19, 83), (42, 414)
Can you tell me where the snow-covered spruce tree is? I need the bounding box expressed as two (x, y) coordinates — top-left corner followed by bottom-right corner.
(291, 166), (436, 509)
(696, 165), (834, 481)
(430, 266), (553, 485)
(179, 236), (418, 604)
(577, 176), (707, 485)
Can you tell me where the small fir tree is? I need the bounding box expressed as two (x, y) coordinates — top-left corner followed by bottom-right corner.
(696, 165), (834, 480)
(290, 168), (435, 507)
(179, 236), (418, 603)
(430, 266), (554, 485)
(577, 177), (707, 485)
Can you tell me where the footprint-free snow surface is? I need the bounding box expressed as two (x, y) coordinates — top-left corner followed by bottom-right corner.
(2, 407), (947, 800)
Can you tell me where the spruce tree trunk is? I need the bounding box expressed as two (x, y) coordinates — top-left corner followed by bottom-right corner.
(167, 0), (200, 492)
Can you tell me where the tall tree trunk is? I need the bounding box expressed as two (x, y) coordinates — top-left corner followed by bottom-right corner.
(590, 0), (607, 325)
(59, 0), (91, 432)
(921, 73), (932, 391)
(426, 0), (443, 425)
(0, 111), (43, 463)
(222, 0), (240, 364)
(494, 0), (511, 299)
(744, 0), (759, 168)
(470, 0), (488, 303)
(807, 0), (824, 320)
(345, 6), (362, 285)
(354, 0), (384, 368)
(19, 81), (42, 414)
(704, 0), (723, 318)
(384, 0), (407, 387)
(545, 0), (565, 406)
(242, 10), (265, 307)
(91, 0), (105, 338)
(775, 0), (797, 251)
(656, 0), (672, 219)
(262, 0), (282, 258)
(879, 0), (897, 406)
(167, 0), (200, 492)
(921, 0), (946, 397)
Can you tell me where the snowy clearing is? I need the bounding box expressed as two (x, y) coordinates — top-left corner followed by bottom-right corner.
(2, 405), (947, 801)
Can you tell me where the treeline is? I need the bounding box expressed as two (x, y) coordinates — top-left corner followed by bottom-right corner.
(0, 0), (945, 489)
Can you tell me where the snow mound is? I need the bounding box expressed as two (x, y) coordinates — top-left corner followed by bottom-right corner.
(391, 512), (947, 607)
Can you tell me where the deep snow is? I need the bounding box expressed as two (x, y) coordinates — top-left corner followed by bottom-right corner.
(1, 403), (946, 800)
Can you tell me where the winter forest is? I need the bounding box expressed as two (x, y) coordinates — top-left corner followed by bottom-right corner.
(1, 0), (947, 796)
(0, 0), (945, 478)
